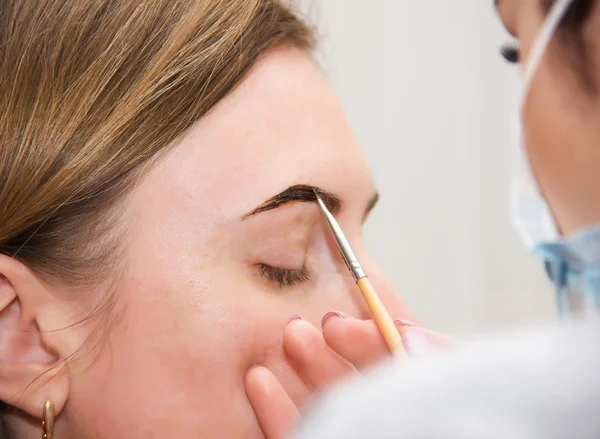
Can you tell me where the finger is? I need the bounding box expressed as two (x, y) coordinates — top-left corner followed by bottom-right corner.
(395, 322), (460, 356)
(283, 318), (356, 389)
(245, 366), (300, 439)
(321, 313), (391, 370)
(322, 313), (457, 365)
(406, 327), (458, 346)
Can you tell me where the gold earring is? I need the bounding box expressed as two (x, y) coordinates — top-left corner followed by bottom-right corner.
(42, 400), (55, 439)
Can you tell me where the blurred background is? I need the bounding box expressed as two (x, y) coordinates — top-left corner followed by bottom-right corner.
(295, 1), (557, 334)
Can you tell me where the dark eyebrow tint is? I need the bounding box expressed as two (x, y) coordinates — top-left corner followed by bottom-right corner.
(243, 184), (341, 219)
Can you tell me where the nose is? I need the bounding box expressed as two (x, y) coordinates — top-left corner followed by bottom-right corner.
(314, 227), (416, 324)
(355, 250), (418, 323)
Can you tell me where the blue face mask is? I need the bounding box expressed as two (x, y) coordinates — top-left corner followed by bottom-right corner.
(537, 231), (600, 319)
(512, 0), (600, 319)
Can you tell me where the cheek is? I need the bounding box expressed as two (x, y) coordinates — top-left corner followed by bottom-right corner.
(66, 273), (274, 437)
(517, 4), (584, 194)
(66, 272), (321, 437)
(521, 47), (597, 231)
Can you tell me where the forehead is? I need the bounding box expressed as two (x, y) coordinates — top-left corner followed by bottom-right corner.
(145, 48), (373, 221)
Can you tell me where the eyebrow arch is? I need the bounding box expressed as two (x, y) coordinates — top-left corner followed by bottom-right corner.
(243, 184), (341, 219)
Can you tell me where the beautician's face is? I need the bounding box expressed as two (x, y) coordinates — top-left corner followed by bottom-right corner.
(59, 48), (412, 438)
(497, 0), (600, 234)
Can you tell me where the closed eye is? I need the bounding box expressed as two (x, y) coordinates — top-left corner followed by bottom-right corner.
(256, 263), (310, 287)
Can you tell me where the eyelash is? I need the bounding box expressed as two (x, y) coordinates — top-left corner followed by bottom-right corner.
(257, 263), (310, 287)
(500, 42), (520, 64)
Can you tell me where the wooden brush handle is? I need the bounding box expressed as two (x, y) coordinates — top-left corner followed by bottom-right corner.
(356, 277), (405, 358)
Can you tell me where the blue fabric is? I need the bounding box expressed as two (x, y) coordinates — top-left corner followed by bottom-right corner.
(535, 227), (600, 318)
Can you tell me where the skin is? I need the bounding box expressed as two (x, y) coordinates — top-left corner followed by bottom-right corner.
(497, 0), (600, 235)
(18, 2), (590, 433)
(0, 47), (447, 438)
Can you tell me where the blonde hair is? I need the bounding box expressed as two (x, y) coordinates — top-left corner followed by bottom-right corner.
(0, 0), (314, 286)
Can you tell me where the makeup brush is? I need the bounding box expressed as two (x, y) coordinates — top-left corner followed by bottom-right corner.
(313, 189), (405, 359)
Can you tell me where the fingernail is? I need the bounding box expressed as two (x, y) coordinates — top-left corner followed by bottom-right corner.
(394, 319), (420, 327)
(321, 310), (352, 329)
(402, 329), (433, 357)
(287, 315), (303, 324)
(247, 364), (261, 374)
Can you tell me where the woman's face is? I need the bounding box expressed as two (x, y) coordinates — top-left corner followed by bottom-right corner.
(54, 48), (414, 438)
(497, 0), (600, 235)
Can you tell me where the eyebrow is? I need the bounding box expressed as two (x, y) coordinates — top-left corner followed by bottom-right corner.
(363, 192), (379, 222)
(242, 184), (379, 221)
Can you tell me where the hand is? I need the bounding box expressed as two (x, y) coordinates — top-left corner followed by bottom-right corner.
(245, 313), (454, 439)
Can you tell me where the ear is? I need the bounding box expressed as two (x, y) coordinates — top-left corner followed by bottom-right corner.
(0, 255), (69, 418)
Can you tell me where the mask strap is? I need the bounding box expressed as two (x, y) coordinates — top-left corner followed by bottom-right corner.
(522, 0), (575, 101)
